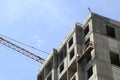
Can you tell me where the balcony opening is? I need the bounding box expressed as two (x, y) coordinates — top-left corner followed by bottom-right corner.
(68, 61), (77, 80)
(110, 52), (120, 66)
(106, 25), (116, 38)
(60, 62), (64, 73)
(47, 73), (52, 80)
(59, 44), (67, 63)
(45, 59), (53, 76)
(85, 38), (90, 48)
(70, 49), (74, 60)
(86, 52), (91, 63)
(38, 70), (44, 80)
(84, 25), (89, 36)
(68, 37), (73, 48)
(71, 76), (76, 80)
(87, 66), (93, 79)
(60, 71), (67, 80)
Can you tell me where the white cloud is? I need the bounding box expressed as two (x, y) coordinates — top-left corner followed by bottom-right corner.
(33, 35), (39, 39)
(32, 35), (44, 47)
(37, 39), (43, 44)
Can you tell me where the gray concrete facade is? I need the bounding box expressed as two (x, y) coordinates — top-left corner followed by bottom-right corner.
(37, 13), (120, 80)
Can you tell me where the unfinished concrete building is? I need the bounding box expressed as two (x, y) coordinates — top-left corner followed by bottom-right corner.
(37, 13), (120, 80)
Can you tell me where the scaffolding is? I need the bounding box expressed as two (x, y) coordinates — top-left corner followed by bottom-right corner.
(77, 41), (94, 62)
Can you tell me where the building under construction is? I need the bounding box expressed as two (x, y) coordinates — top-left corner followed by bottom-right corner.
(37, 13), (120, 80)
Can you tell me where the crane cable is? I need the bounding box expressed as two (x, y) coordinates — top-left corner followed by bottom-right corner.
(0, 34), (49, 55)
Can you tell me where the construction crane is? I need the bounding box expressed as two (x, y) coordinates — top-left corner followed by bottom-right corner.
(0, 37), (45, 64)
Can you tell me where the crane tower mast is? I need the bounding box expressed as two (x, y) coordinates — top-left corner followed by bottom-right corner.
(0, 37), (45, 64)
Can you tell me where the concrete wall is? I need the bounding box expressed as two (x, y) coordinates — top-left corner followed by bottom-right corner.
(112, 66), (120, 80)
(92, 13), (120, 80)
(37, 13), (120, 80)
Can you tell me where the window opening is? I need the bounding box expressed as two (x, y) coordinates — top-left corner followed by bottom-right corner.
(60, 50), (66, 63)
(110, 52), (120, 66)
(87, 66), (93, 79)
(70, 49), (74, 60)
(59, 44), (67, 63)
(86, 52), (91, 63)
(106, 26), (116, 38)
(60, 62), (64, 73)
(85, 38), (90, 48)
(72, 76), (76, 80)
(84, 25), (89, 36)
(68, 37), (73, 48)
(47, 73), (52, 80)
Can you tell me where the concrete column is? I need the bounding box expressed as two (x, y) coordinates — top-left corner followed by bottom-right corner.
(77, 62), (84, 80)
(52, 49), (58, 80)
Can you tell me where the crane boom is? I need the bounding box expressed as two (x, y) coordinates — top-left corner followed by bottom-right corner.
(0, 37), (45, 64)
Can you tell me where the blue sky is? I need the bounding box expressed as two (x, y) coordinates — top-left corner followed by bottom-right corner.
(0, 0), (120, 80)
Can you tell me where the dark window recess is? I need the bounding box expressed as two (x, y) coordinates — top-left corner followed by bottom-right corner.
(84, 25), (89, 36)
(39, 73), (44, 80)
(72, 76), (76, 80)
(110, 52), (120, 66)
(59, 44), (67, 63)
(60, 52), (64, 63)
(69, 37), (73, 48)
(87, 66), (93, 79)
(106, 26), (116, 38)
(86, 52), (91, 63)
(85, 38), (90, 48)
(59, 50), (67, 63)
(70, 49), (74, 60)
(47, 73), (52, 80)
(60, 62), (64, 73)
